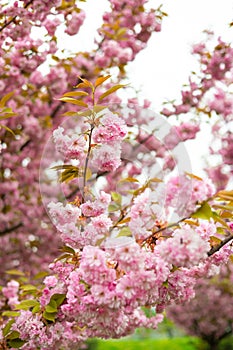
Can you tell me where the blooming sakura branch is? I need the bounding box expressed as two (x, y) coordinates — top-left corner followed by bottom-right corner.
(0, 1), (233, 350)
(1, 75), (233, 349)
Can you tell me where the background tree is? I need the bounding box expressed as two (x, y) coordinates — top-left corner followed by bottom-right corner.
(167, 262), (233, 350)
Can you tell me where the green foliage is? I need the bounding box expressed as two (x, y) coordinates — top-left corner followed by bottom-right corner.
(95, 337), (201, 350)
(192, 202), (213, 220)
(42, 293), (66, 322)
(15, 299), (40, 310)
(117, 227), (132, 237)
(6, 269), (25, 277)
(2, 319), (15, 337)
(2, 311), (20, 317)
(111, 192), (122, 205)
(8, 339), (27, 348)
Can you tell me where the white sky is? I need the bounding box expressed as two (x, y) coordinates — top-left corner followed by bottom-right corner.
(58, 0), (233, 175)
(127, 0), (233, 108)
(73, 0), (233, 108)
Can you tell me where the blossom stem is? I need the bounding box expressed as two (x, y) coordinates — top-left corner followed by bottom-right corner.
(82, 125), (94, 203)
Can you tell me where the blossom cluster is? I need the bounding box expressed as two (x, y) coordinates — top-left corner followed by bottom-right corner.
(161, 34), (233, 189)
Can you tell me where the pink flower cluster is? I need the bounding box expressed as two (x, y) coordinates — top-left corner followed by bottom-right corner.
(92, 112), (127, 144)
(208, 88), (233, 118)
(165, 175), (215, 217)
(2, 280), (19, 309)
(164, 122), (200, 150)
(53, 127), (87, 161)
(65, 10), (86, 36)
(157, 226), (209, 268)
(48, 192), (112, 248)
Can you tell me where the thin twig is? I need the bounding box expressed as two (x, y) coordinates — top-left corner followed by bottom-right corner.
(0, 0), (34, 33)
(142, 216), (189, 245)
(82, 125), (94, 203)
(0, 222), (23, 236)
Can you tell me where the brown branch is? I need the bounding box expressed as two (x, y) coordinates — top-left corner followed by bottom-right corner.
(0, 222), (23, 236)
(208, 234), (233, 257)
(0, 0), (34, 33)
(142, 216), (189, 245)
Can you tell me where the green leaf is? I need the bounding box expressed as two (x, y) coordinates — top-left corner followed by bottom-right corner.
(32, 304), (41, 314)
(15, 300), (40, 310)
(2, 311), (20, 317)
(43, 311), (57, 322)
(50, 293), (66, 307)
(98, 84), (126, 101)
(217, 227), (226, 235)
(209, 236), (222, 246)
(108, 204), (120, 212)
(6, 330), (20, 340)
(192, 202), (213, 220)
(33, 271), (49, 280)
(8, 339), (27, 348)
(61, 245), (76, 255)
(111, 192), (122, 205)
(21, 284), (37, 292)
(58, 97), (88, 107)
(142, 306), (156, 318)
(45, 299), (58, 313)
(117, 227), (132, 237)
(2, 320), (15, 337)
(54, 253), (73, 262)
(6, 269), (25, 276)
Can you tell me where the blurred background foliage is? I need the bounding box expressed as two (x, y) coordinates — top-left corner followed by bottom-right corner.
(86, 317), (233, 350)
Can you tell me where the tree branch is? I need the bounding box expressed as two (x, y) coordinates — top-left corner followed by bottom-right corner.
(142, 216), (189, 246)
(0, 222), (23, 236)
(0, 0), (34, 33)
(207, 234), (233, 257)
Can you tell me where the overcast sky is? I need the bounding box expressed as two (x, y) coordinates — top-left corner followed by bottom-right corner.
(71, 0), (233, 108)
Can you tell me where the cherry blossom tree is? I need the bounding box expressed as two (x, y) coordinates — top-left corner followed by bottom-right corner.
(0, 1), (233, 349)
(0, 0), (165, 279)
